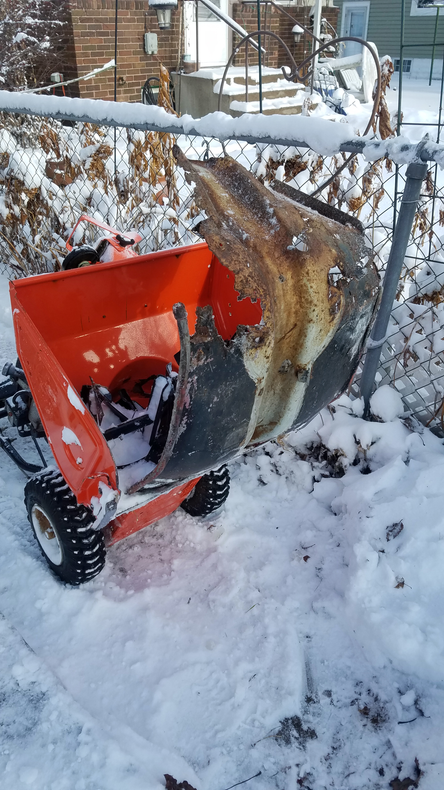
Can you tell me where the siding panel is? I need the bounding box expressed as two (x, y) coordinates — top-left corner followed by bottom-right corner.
(334, 0), (444, 61)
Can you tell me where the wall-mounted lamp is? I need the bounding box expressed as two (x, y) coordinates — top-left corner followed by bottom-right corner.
(148, 0), (178, 30)
(292, 24), (304, 45)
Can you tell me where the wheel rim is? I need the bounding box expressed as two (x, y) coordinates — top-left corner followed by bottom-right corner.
(31, 505), (63, 565)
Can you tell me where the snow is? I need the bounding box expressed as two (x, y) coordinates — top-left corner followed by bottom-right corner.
(3, 89), (444, 164)
(67, 385), (85, 414)
(61, 426), (82, 447)
(26, 59), (116, 95)
(370, 384), (404, 422)
(90, 481), (119, 526)
(230, 92), (321, 115)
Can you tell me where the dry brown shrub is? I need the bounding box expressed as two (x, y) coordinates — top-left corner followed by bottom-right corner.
(372, 187), (385, 213)
(309, 156), (324, 185)
(411, 287), (444, 307)
(412, 207), (430, 244)
(284, 155), (307, 181)
(373, 57), (395, 140)
(425, 169), (434, 196)
(348, 195), (366, 216)
(38, 122), (61, 159)
(327, 176), (340, 205)
(0, 65), (185, 277)
(348, 157), (358, 176)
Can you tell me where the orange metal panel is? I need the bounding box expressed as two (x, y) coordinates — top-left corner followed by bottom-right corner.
(107, 478), (200, 545)
(10, 289), (118, 507)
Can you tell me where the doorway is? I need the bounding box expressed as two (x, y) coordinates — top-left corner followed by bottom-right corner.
(184, 0), (229, 68)
(341, 1), (370, 58)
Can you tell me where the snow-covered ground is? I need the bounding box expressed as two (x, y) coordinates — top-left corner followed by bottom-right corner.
(2, 79), (444, 790)
(388, 73), (443, 116)
(1, 312), (444, 789)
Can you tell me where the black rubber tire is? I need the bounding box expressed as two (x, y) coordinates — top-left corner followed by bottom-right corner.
(61, 245), (99, 270)
(180, 466), (230, 517)
(24, 469), (105, 585)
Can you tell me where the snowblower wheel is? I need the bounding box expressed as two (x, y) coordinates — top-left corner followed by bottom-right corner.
(61, 245), (99, 270)
(24, 470), (105, 585)
(180, 466), (230, 517)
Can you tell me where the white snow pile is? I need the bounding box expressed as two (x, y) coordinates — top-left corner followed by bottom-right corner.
(0, 89), (371, 157)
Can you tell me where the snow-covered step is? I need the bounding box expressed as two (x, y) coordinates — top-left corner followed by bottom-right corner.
(228, 69), (296, 86)
(173, 65), (314, 118)
(215, 70), (312, 117)
(230, 90), (323, 117)
(222, 81), (306, 104)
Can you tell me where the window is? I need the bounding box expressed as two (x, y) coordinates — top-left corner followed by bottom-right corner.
(198, 0), (221, 22)
(411, 1), (443, 16)
(394, 58), (412, 73)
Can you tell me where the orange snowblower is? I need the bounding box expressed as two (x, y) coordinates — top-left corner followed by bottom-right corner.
(0, 154), (379, 584)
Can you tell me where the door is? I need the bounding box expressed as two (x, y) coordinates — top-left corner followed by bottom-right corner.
(184, 0), (229, 67)
(341, 2), (370, 58)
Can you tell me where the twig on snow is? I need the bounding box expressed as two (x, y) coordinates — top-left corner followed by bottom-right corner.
(220, 771), (262, 790)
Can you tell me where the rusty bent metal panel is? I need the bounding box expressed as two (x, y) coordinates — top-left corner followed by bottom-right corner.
(157, 151), (379, 482)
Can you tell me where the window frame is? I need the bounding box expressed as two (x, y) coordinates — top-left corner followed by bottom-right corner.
(410, 1), (444, 17)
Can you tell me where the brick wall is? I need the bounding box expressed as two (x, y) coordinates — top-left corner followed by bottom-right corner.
(232, 4), (339, 72)
(67, 0), (181, 102)
(62, 2), (338, 102)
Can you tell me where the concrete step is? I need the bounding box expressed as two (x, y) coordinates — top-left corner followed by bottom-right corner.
(227, 83), (305, 103)
(229, 70), (289, 87)
(230, 92), (321, 117)
(215, 66), (299, 90)
(172, 68), (313, 119)
(231, 103), (303, 117)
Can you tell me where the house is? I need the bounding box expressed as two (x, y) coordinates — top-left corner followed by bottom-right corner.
(64, 0), (182, 102)
(332, 0), (444, 79)
(55, 1), (338, 105)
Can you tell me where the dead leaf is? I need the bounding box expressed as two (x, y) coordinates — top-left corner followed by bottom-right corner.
(164, 775), (197, 790)
(386, 521), (404, 541)
(389, 757), (422, 789)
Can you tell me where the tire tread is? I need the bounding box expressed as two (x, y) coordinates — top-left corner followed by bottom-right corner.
(25, 471), (105, 585)
(180, 466), (230, 517)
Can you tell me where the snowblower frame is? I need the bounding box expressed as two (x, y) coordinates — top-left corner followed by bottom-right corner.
(0, 156), (379, 584)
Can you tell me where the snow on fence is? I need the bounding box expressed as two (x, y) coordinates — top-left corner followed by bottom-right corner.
(1, 91), (444, 432)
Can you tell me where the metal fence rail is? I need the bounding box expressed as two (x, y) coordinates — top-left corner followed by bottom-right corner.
(1, 92), (444, 431)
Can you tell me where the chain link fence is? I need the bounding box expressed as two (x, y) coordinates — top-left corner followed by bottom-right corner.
(1, 98), (444, 431)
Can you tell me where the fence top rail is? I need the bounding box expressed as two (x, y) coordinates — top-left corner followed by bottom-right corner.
(0, 90), (443, 168)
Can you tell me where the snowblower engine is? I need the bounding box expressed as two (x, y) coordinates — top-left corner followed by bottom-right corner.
(0, 363), (43, 437)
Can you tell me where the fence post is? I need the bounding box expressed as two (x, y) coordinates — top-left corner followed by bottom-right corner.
(360, 159), (428, 415)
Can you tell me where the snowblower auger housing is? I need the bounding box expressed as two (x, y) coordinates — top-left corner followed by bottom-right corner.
(5, 153), (378, 582)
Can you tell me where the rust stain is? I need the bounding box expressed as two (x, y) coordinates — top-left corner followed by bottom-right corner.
(173, 148), (379, 441)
